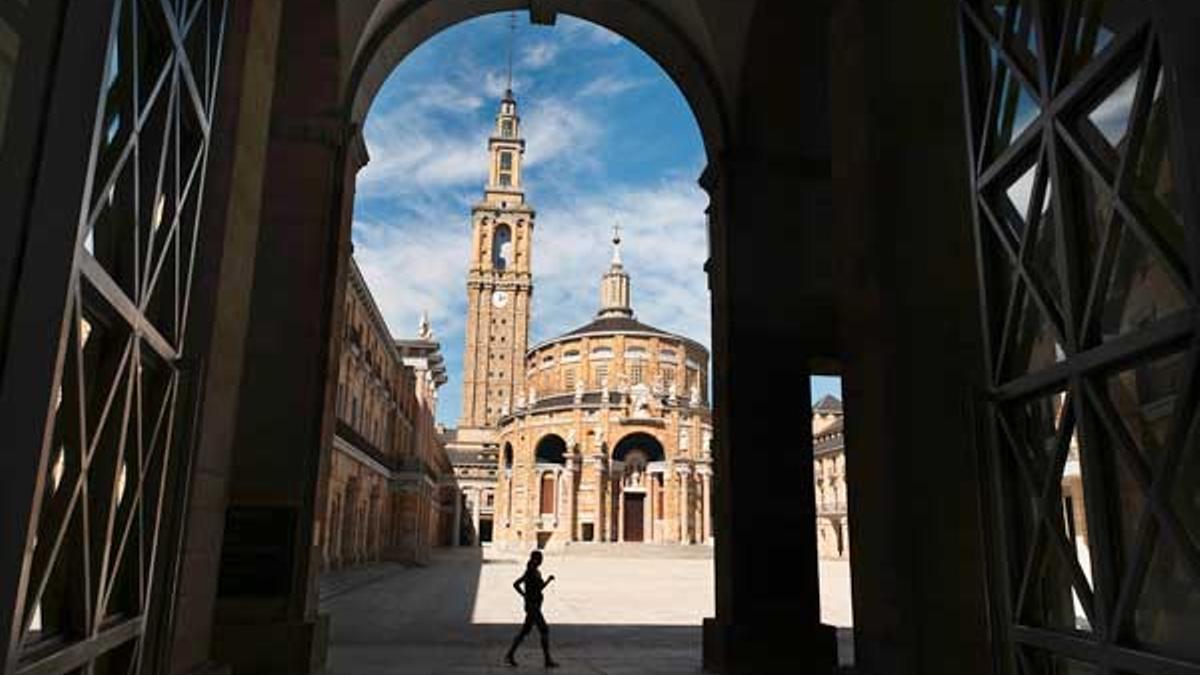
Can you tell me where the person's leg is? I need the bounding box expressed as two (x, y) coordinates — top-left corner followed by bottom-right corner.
(506, 613), (534, 664)
(535, 610), (557, 666)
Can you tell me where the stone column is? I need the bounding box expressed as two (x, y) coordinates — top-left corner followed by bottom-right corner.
(563, 455), (578, 541)
(452, 489), (462, 547)
(678, 465), (692, 544)
(593, 454), (609, 542)
(827, 0), (995, 671)
(700, 466), (713, 544)
(617, 480), (625, 542)
(648, 473), (657, 542)
(701, 4), (839, 662)
(643, 484), (652, 542)
(466, 488), (477, 546)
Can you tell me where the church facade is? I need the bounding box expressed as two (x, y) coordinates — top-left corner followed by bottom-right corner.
(444, 89), (713, 549)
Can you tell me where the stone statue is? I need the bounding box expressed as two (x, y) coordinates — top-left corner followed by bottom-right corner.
(668, 381), (678, 404)
(417, 311), (434, 341)
(600, 378), (609, 404)
(593, 425), (604, 452)
(703, 430), (713, 457)
(516, 391), (526, 410)
(499, 402), (508, 416)
(679, 427), (690, 450)
(574, 378), (584, 403)
(630, 383), (651, 417)
(528, 386), (537, 405)
(689, 384), (701, 407)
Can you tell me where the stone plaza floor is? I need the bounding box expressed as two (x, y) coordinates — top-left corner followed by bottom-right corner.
(319, 546), (853, 674)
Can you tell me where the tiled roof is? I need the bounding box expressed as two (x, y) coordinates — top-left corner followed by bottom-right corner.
(814, 394), (843, 413)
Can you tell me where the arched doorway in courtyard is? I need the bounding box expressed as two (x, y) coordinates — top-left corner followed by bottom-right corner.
(612, 433), (667, 544)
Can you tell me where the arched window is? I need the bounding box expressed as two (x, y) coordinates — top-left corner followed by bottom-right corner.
(492, 224), (512, 270)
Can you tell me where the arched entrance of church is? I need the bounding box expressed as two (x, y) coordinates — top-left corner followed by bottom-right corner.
(613, 433), (666, 543)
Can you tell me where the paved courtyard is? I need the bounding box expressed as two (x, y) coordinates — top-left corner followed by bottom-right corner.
(319, 546), (852, 674)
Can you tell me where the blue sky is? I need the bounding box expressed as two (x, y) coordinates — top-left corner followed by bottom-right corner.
(352, 13), (840, 425)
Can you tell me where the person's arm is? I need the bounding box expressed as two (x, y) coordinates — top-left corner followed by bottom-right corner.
(513, 576), (526, 597)
(542, 574), (556, 590)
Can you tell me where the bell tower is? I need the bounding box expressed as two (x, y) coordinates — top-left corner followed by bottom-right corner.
(460, 88), (534, 428)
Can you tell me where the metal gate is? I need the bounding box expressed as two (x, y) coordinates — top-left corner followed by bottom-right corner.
(958, 0), (1200, 672)
(2, 1), (228, 673)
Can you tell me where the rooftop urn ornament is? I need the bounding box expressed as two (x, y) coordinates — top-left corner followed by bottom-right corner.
(417, 311), (434, 340)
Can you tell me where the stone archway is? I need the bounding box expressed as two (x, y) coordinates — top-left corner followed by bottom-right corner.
(0, 0), (1089, 672)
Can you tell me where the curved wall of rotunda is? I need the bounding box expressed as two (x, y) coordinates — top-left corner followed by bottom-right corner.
(493, 328), (712, 549)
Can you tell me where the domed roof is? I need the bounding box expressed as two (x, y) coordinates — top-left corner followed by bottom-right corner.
(529, 314), (705, 354)
(563, 316), (676, 338)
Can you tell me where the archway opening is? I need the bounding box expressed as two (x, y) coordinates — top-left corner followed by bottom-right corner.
(322, 9), (717, 674)
(534, 434), (567, 465)
(810, 374), (855, 667)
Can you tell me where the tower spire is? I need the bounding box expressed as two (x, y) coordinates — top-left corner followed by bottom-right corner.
(506, 11), (516, 94)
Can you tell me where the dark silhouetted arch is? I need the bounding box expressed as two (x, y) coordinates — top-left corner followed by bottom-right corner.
(612, 432), (665, 462)
(534, 434), (567, 464)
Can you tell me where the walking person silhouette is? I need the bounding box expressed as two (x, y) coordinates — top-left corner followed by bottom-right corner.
(505, 550), (559, 668)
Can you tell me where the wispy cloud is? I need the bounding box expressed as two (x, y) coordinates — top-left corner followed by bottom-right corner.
(523, 97), (601, 171)
(353, 215), (470, 342)
(578, 74), (648, 98)
(521, 41), (559, 69)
